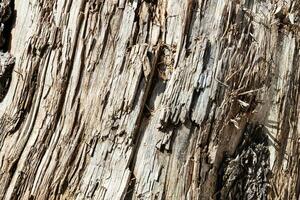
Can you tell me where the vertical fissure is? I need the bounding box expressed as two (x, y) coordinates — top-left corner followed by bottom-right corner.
(0, 0), (15, 102)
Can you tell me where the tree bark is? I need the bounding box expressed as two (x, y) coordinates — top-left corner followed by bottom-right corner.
(0, 0), (299, 199)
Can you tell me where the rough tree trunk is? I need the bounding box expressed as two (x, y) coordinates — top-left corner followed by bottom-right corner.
(0, 0), (299, 199)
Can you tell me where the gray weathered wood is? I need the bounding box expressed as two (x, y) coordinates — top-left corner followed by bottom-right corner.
(0, 0), (299, 199)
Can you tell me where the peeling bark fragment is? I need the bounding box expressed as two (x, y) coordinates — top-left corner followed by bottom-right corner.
(218, 124), (271, 200)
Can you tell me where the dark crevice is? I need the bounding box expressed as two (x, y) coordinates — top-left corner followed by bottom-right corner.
(144, 0), (158, 5)
(216, 123), (271, 200)
(185, 0), (198, 50)
(0, 0), (16, 102)
(0, 1), (17, 52)
(124, 173), (136, 200)
(0, 58), (13, 100)
(202, 41), (211, 72)
(2, 0), (15, 52)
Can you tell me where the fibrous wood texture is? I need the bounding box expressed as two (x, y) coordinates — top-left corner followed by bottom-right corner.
(0, 0), (300, 199)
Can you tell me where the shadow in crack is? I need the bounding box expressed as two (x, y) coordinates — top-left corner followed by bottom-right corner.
(216, 123), (271, 200)
(0, 0), (17, 102)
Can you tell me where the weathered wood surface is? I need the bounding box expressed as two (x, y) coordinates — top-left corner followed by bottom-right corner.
(0, 0), (299, 199)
